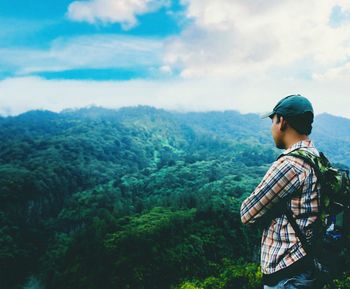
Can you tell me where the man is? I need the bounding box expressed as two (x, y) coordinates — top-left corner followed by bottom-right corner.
(240, 94), (321, 288)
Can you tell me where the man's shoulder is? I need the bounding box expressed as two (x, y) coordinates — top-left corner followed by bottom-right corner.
(278, 147), (320, 176)
(269, 154), (304, 176)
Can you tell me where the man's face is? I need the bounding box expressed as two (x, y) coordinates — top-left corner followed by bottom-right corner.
(271, 114), (285, 149)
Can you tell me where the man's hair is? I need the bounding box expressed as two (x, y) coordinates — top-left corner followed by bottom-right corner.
(275, 112), (314, 135)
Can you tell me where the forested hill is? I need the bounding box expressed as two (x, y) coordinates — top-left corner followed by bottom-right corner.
(1, 106), (349, 289)
(2, 106), (348, 163)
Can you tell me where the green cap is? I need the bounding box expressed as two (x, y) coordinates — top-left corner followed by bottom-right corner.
(261, 94), (314, 119)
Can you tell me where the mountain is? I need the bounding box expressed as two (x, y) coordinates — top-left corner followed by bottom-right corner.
(312, 113), (350, 165)
(313, 113), (350, 142)
(1, 106), (349, 289)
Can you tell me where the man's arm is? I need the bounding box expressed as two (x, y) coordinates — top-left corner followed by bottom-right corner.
(240, 156), (302, 224)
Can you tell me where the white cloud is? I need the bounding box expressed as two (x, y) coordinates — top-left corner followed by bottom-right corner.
(0, 76), (349, 119)
(3, 1), (350, 119)
(0, 35), (164, 75)
(164, 0), (350, 79)
(67, 0), (170, 29)
(7, 0), (350, 82)
(313, 61), (350, 80)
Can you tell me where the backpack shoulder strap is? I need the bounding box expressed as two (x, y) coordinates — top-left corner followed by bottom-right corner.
(278, 150), (323, 180)
(278, 149), (323, 257)
(285, 208), (313, 255)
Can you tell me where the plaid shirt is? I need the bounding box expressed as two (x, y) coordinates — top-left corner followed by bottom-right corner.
(240, 140), (321, 275)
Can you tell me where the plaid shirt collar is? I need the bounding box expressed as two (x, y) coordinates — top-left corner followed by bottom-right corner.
(281, 139), (315, 156)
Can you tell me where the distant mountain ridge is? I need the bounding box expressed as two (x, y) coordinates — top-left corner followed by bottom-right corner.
(3, 106), (349, 165)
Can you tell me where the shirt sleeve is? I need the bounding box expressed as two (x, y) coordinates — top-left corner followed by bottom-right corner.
(240, 156), (302, 224)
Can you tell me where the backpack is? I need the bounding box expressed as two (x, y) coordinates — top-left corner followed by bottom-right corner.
(283, 149), (350, 278)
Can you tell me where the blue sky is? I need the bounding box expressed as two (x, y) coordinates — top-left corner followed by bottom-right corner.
(0, 0), (184, 80)
(1, 0), (350, 117)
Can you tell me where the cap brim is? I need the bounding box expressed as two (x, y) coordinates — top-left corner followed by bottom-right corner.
(260, 111), (274, 119)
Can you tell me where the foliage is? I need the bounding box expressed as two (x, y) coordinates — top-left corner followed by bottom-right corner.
(325, 274), (350, 289)
(0, 106), (349, 289)
(174, 258), (262, 289)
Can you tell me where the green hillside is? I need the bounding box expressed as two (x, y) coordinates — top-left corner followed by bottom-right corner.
(1, 106), (349, 289)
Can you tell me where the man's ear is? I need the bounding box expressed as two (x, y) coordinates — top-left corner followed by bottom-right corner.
(279, 116), (287, 131)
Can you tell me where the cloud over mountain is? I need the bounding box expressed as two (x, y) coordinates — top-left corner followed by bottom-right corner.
(164, 0), (350, 79)
(67, 0), (170, 29)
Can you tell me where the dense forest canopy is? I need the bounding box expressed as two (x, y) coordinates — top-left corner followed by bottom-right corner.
(1, 106), (349, 289)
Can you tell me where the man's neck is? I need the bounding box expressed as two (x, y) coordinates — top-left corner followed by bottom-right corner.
(285, 135), (309, 150)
